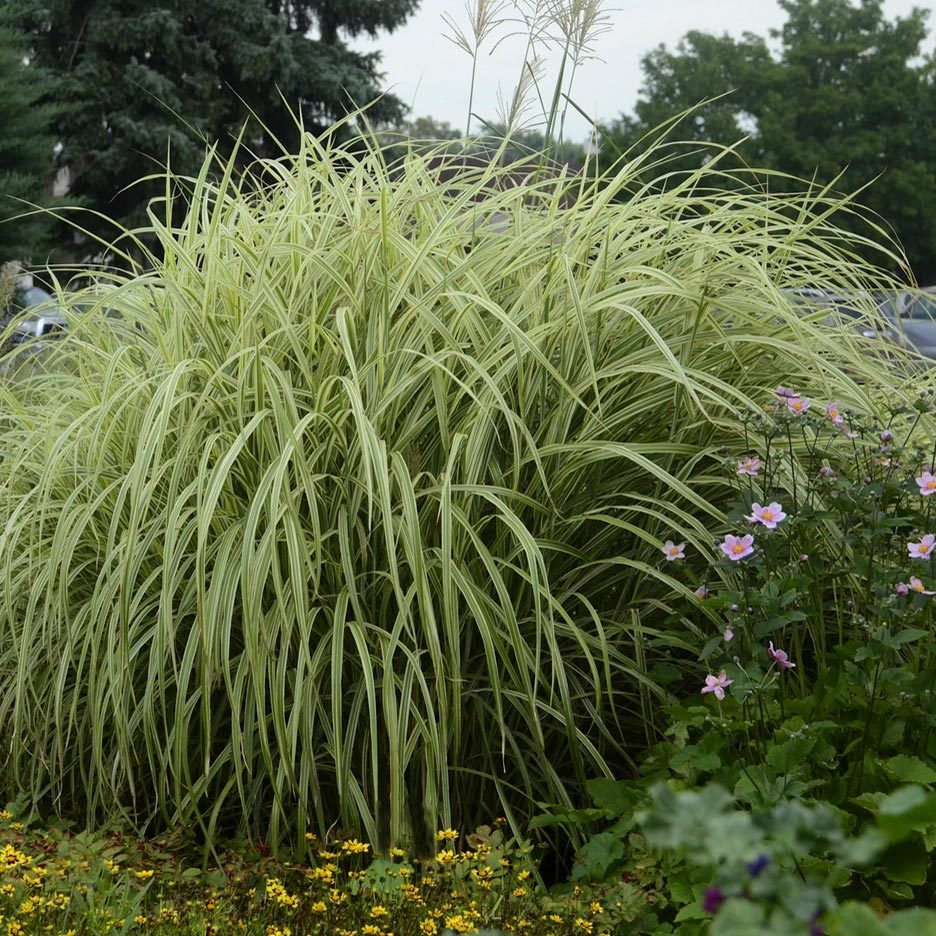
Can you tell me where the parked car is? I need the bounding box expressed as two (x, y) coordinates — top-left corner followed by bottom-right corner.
(875, 288), (936, 359)
(2, 281), (67, 349)
(784, 287), (910, 350)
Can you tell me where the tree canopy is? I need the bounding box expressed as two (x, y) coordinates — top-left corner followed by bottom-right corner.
(601, 0), (936, 282)
(11, 0), (419, 249)
(0, 10), (60, 264)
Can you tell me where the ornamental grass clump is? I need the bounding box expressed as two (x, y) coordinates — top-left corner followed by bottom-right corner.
(0, 129), (926, 850)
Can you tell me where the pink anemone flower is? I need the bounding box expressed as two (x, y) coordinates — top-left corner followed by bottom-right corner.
(662, 540), (686, 561)
(908, 535), (936, 560)
(916, 471), (936, 497)
(786, 397), (811, 415)
(701, 670), (733, 701)
(768, 642), (795, 670)
(909, 577), (936, 596)
(737, 456), (761, 477)
(720, 533), (755, 561)
(746, 502), (787, 529)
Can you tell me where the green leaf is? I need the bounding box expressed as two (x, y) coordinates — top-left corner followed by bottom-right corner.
(836, 827), (888, 867)
(831, 903), (891, 936)
(528, 807), (609, 830)
(883, 755), (936, 785)
(879, 908), (936, 935)
(585, 778), (647, 817)
(711, 899), (767, 934)
(881, 838), (928, 885)
(877, 786), (936, 841)
(571, 832), (626, 882)
(674, 901), (710, 922)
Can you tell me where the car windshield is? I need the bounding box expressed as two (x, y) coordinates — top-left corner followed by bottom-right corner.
(13, 286), (55, 310)
(907, 295), (936, 320)
(828, 304), (862, 321)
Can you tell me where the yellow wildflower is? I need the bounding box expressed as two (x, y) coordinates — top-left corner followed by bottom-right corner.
(342, 840), (370, 854)
(133, 869), (155, 880)
(435, 829), (458, 842)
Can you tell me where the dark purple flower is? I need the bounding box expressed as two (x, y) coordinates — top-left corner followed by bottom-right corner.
(747, 854), (770, 877)
(881, 430), (894, 444)
(702, 887), (726, 915)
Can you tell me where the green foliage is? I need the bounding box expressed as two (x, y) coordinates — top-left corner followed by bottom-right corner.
(0, 10), (60, 264)
(535, 394), (936, 931)
(542, 777), (936, 934)
(0, 131), (924, 852)
(638, 782), (936, 935)
(11, 0), (418, 244)
(602, 0), (936, 281)
(0, 807), (632, 935)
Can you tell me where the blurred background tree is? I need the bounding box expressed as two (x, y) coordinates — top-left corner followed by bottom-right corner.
(0, 9), (60, 265)
(10, 0), (418, 254)
(599, 0), (936, 282)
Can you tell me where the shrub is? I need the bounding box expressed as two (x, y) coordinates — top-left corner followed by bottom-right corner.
(0, 132), (924, 849)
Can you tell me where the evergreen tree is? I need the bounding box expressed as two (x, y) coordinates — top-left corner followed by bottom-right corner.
(0, 11), (59, 264)
(13, 0), (419, 246)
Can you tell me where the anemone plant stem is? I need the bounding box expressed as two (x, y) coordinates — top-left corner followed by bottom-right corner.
(899, 412), (921, 452)
(785, 423), (798, 513)
(915, 654), (936, 757)
(801, 423), (816, 510)
(852, 660), (883, 796)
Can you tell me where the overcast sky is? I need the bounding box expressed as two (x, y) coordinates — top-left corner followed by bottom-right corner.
(352, 0), (934, 141)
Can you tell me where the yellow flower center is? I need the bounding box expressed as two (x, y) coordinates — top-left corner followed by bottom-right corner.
(732, 543), (744, 554)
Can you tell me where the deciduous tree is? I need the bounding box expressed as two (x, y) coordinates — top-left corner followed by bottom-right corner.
(601, 0), (935, 281)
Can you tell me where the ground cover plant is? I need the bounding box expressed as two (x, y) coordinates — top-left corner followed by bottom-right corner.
(0, 806), (643, 936)
(0, 124), (925, 855)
